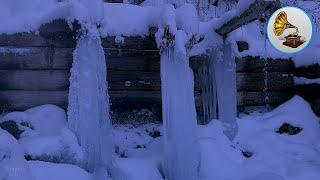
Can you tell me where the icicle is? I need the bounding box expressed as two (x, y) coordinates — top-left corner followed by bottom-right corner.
(161, 47), (199, 180)
(199, 57), (217, 124)
(68, 34), (111, 175)
(212, 41), (238, 141)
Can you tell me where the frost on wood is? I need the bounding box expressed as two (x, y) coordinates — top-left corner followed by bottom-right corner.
(160, 47), (199, 180)
(211, 42), (238, 140)
(67, 35), (111, 174)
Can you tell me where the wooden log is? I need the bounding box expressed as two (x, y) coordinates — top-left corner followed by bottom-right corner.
(0, 70), (293, 92)
(215, 0), (280, 36)
(0, 90), (68, 111)
(293, 84), (320, 101)
(101, 36), (158, 50)
(0, 70), (70, 90)
(1, 48), (295, 74)
(293, 64), (320, 79)
(237, 91), (292, 106)
(236, 56), (294, 72)
(0, 33), (158, 50)
(190, 56), (294, 72)
(0, 47), (159, 70)
(0, 90), (291, 111)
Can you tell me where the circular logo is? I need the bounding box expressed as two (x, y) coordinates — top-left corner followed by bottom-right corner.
(267, 6), (313, 54)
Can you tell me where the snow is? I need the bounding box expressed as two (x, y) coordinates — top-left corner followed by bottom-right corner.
(227, 0), (320, 67)
(1, 105), (84, 165)
(100, 3), (159, 37)
(0, 0), (71, 34)
(109, 95), (320, 180)
(3, 105), (67, 136)
(1, 96), (319, 179)
(29, 161), (91, 180)
(294, 76), (320, 85)
(0, 129), (33, 180)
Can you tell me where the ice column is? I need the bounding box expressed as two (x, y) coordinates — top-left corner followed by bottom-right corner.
(212, 42), (238, 140)
(68, 34), (111, 175)
(161, 47), (199, 180)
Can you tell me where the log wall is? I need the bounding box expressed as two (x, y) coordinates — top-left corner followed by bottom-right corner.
(1, 32), (318, 117)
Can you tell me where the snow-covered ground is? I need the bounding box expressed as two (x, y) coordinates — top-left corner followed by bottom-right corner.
(1, 96), (319, 180)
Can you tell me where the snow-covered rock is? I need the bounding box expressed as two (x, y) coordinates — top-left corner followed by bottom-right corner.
(1, 105), (84, 165)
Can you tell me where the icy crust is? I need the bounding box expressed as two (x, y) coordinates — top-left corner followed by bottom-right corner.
(1, 105), (84, 166)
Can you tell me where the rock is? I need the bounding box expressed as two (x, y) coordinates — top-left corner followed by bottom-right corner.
(148, 130), (161, 139)
(0, 120), (23, 139)
(241, 150), (253, 158)
(237, 41), (249, 52)
(276, 123), (302, 135)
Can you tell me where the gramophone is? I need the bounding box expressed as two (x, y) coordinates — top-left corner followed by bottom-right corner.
(273, 11), (305, 48)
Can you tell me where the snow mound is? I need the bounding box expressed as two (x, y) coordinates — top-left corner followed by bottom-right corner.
(112, 158), (163, 180)
(0, 129), (33, 180)
(0, 0), (71, 34)
(1, 105), (84, 165)
(29, 161), (91, 180)
(198, 95), (320, 180)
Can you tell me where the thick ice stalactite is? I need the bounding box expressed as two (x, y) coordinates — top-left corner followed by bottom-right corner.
(212, 42), (238, 140)
(161, 47), (199, 180)
(68, 35), (111, 175)
(199, 57), (218, 124)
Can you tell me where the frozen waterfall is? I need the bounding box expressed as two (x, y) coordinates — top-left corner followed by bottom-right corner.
(161, 47), (199, 180)
(212, 42), (238, 140)
(67, 34), (111, 176)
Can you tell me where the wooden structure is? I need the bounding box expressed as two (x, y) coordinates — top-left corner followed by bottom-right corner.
(0, 0), (319, 117)
(0, 31), (292, 109)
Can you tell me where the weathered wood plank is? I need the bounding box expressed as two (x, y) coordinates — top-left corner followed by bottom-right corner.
(237, 91), (293, 106)
(190, 56), (294, 72)
(0, 47), (160, 70)
(0, 33), (158, 50)
(1, 48), (295, 74)
(236, 56), (294, 72)
(101, 36), (158, 50)
(0, 90), (68, 111)
(215, 0), (280, 36)
(293, 84), (320, 101)
(0, 70), (70, 90)
(0, 90), (292, 111)
(293, 64), (320, 79)
(0, 70), (293, 91)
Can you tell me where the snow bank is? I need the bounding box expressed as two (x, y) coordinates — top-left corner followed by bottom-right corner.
(1, 105), (84, 165)
(294, 76), (320, 85)
(198, 95), (320, 180)
(0, 129), (33, 180)
(0, 0), (71, 34)
(100, 3), (159, 37)
(29, 161), (91, 180)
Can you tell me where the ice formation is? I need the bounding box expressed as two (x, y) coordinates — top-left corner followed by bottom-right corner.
(210, 42), (238, 140)
(160, 47), (199, 180)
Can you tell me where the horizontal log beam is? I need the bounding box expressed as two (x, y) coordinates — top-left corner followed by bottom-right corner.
(0, 90), (292, 111)
(0, 70), (293, 92)
(215, 0), (280, 36)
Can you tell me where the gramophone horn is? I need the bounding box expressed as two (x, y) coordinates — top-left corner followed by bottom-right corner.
(273, 11), (298, 36)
